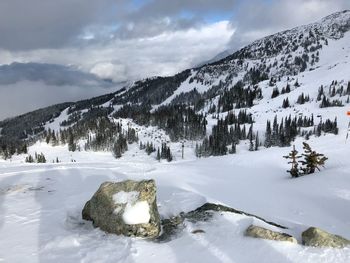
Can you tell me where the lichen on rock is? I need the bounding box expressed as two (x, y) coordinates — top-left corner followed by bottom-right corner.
(245, 225), (297, 243)
(302, 227), (350, 248)
(82, 179), (161, 238)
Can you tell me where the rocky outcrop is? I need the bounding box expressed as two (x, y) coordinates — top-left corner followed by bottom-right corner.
(157, 202), (288, 242)
(245, 225), (297, 243)
(186, 203), (288, 229)
(302, 227), (350, 248)
(82, 180), (161, 238)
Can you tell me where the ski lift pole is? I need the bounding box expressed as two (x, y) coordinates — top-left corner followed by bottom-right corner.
(346, 111), (350, 143)
(181, 142), (184, 159)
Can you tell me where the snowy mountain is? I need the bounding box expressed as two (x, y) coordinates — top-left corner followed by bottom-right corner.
(1, 10), (350, 263)
(195, 49), (233, 67)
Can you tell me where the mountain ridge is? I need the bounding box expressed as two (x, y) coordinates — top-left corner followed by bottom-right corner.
(1, 10), (350, 159)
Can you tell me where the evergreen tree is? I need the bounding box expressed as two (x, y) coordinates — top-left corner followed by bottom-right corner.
(297, 93), (305, 104)
(285, 84), (291, 93)
(25, 154), (34, 163)
(346, 81), (350, 95)
(254, 132), (259, 151)
(156, 147), (161, 161)
(51, 131), (57, 146)
(317, 85), (324, 101)
(264, 120), (272, 148)
(46, 128), (51, 144)
(113, 143), (122, 158)
(166, 148), (173, 162)
(271, 87), (280, 98)
(36, 153), (46, 163)
(248, 125), (254, 152)
(68, 129), (76, 152)
(282, 97), (290, 108)
(300, 142), (328, 174)
(294, 79), (300, 87)
(283, 145), (302, 177)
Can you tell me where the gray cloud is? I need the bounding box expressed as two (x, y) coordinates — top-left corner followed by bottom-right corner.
(114, 0), (235, 38)
(130, 0), (235, 17)
(0, 62), (123, 120)
(0, 62), (114, 86)
(0, 80), (120, 121)
(0, 0), (348, 52)
(0, 0), (235, 51)
(0, 0), (120, 50)
(1, 21), (233, 82)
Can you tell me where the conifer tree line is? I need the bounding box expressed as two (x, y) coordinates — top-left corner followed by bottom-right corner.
(139, 141), (156, 155)
(317, 81), (350, 108)
(271, 82), (292, 99)
(282, 98), (290, 108)
(112, 134), (128, 158)
(243, 67), (269, 85)
(196, 112), (338, 158)
(139, 141), (173, 162)
(157, 143), (173, 162)
(196, 110), (258, 157)
(217, 81), (263, 112)
(42, 116), (139, 159)
(114, 104), (207, 141)
(264, 114), (338, 148)
(296, 93), (310, 104)
(0, 139), (27, 160)
(25, 152), (46, 163)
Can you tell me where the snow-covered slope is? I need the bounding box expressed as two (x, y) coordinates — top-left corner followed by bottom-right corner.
(1, 10), (350, 263)
(1, 134), (350, 262)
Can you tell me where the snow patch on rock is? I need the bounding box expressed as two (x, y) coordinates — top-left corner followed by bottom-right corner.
(123, 201), (151, 225)
(112, 191), (151, 224)
(113, 191), (139, 204)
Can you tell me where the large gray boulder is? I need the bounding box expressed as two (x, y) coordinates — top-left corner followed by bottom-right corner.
(245, 225), (297, 244)
(302, 227), (350, 248)
(82, 180), (161, 238)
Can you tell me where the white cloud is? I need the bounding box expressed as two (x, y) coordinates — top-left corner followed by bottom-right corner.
(90, 62), (127, 82)
(2, 21), (234, 81)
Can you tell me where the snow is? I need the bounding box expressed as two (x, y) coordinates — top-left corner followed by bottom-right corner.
(2, 12), (350, 263)
(112, 191), (151, 224)
(45, 108), (70, 132)
(1, 128), (350, 262)
(155, 70), (227, 109)
(122, 201), (150, 225)
(113, 191), (139, 204)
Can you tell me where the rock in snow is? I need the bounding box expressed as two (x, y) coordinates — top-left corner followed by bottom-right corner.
(245, 225), (297, 244)
(302, 227), (350, 248)
(82, 180), (161, 238)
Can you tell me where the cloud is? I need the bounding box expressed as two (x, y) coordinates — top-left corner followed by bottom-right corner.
(114, 0), (235, 39)
(0, 80), (121, 121)
(2, 21), (233, 82)
(0, 0), (122, 51)
(0, 0), (235, 51)
(90, 62), (127, 82)
(0, 63), (122, 120)
(0, 62), (114, 86)
(0, 0), (235, 83)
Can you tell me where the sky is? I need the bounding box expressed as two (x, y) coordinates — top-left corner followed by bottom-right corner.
(0, 0), (350, 120)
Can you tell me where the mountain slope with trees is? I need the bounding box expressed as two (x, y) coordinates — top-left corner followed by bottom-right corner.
(1, 10), (350, 161)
